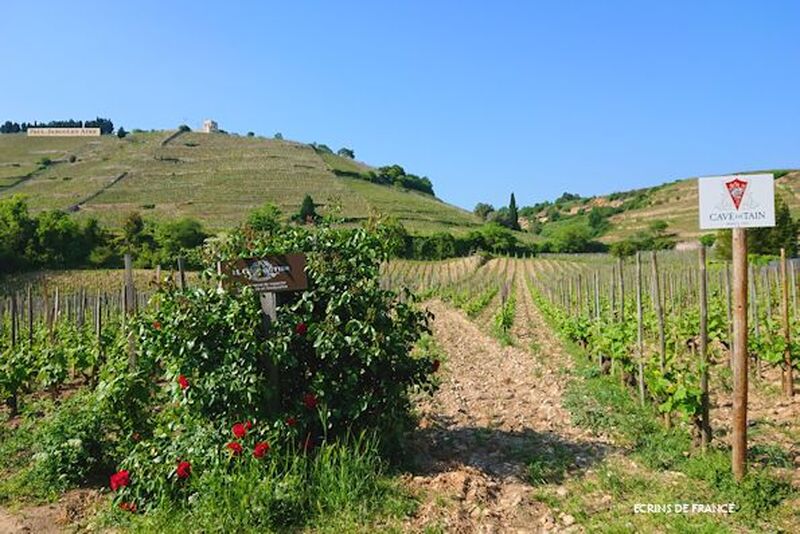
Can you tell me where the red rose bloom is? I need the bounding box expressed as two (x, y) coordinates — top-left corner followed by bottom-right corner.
(119, 501), (137, 513)
(110, 470), (130, 491)
(232, 422), (247, 439)
(244, 420), (253, 431)
(178, 374), (189, 390)
(226, 441), (243, 456)
(295, 322), (308, 335)
(303, 393), (318, 410)
(432, 359), (440, 373)
(152, 320), (161, 330)
(285, 416), (297, 427)
(176, 461), (192, 479)
(253, 441), (270, 459)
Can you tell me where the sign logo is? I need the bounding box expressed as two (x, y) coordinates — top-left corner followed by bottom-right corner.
(223, 254), (308, 293)
(244, 259), (290, 282)
(725, 178), (748, 210)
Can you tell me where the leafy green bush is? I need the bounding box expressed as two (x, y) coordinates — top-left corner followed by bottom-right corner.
(107, 219), (437, 509)
(31, 393), (116, 490)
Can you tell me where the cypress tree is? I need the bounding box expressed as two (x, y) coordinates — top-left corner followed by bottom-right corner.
(508, 193), (521, 231)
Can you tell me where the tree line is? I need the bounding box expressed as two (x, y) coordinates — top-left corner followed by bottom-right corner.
(1, 117), (115, 135)
(0, 196), (207, 274)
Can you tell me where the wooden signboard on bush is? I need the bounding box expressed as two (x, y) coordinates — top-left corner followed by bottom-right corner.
(223, 253), (308, 412)
(224, 254), (308, 293)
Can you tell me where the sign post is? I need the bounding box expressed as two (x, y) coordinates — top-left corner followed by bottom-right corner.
(698, 173), (775, 481)
(223, 254), (308, 412)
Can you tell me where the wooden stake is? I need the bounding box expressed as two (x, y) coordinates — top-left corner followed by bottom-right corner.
(780, 249), (794, 397)
(618, 257), (625, 320)
(124, 253), (136, 369)
(725, 262), (733, 368)
(651, 251), (666, 374)
(636, 252), (645, 405)
(731, 228), (748, 481)
(699, 246), (711, 449)
(178, 257), (187, 291)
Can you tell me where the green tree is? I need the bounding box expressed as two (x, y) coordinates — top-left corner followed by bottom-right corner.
(296, 195), (319, 224)
(588, 207), (606, 232)
(116, 126), (127, 138)
(122, 212), (146, 251)
(247, 203), (282, 234)
(508, 193), (521, 230)
(154, 219), (208, 260)
(31, 210), (84, 267)
(715, 196), (798, 259)
(551, 223), (592, 253)
(473, 202), (495, 220)
(0, 196), (36, 272)
(610, 239), (637, 258)
(337, 147), (355, 159)
(699, 233), (716, 247)
(469, 223), (517, 254)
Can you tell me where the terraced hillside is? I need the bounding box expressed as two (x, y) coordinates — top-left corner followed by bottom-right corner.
(602, 170), (800, 243)
(0, 131), (482, 234)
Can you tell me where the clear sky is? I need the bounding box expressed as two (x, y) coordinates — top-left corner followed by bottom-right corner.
(2, 1), (799, 211)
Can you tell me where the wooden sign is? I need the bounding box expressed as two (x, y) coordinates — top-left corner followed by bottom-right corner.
(224, 254), (308, 293)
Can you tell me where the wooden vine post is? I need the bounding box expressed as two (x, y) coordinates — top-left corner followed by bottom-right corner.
(223, 254), (308, 415)
(699, 173), (775, 481)
(698, 245), (711, 449)
(780, 248), (794, 397)
(124, 253), (137, 369)
(731, 229), (748, 480)
(651, 250), (666, 373)
(635, 252), (645, 405)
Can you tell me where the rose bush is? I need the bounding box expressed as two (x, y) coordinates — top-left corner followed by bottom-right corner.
(106, 217), (437, 510)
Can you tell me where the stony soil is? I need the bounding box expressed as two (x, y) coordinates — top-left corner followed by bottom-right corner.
(404, 270), (612, 533)
(0, 489), (101, 534)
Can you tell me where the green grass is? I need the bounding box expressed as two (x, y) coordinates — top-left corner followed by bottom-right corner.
(538, 330), (799, 532)
(0, 131), (484, 236)
(90, 434), (417, 533)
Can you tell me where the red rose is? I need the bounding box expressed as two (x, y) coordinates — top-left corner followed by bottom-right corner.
(226, 441), (243, 456)
(303, 393), (318, 410)
(285, 416), (297, 427)
(432, 359), (440, 373)
(232, 422), (247, 439)
(253, 441), (270, 459)
(176, 460), (191, 479)
(244, 420), (253, 431)
(178, 375), (189, 390)
(295, 322), (308, 335)
(110, 470), (130, 491)
(152, 321), (161, 330)
(119, 501), (137, 513)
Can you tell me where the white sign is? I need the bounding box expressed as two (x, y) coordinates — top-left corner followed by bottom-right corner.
(27, 128), (101, 137)
(698, 174), (775, 229)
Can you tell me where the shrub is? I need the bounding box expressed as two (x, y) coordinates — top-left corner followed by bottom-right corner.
(110, 219), (436, 508)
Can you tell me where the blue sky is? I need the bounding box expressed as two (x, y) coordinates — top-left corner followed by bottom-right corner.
(2, 1), (799, 211)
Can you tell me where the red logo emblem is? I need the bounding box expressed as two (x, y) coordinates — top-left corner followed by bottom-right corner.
(725, 178), (748, 210)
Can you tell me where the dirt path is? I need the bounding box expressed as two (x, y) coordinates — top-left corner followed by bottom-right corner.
(405, 271), (611, 532)
(0, 489), (100, 534)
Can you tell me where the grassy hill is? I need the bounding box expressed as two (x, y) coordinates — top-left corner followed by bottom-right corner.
(527, 170), (800, 245)
(0, 131), (483, 235)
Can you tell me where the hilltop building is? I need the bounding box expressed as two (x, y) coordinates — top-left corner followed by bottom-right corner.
(202, 119), (218, 133)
